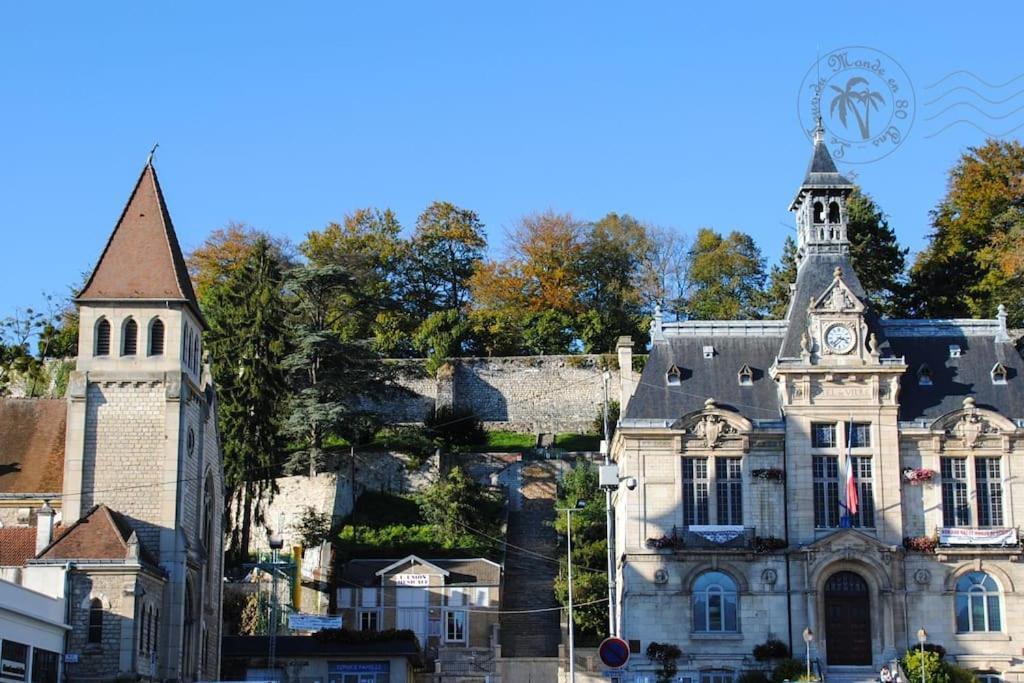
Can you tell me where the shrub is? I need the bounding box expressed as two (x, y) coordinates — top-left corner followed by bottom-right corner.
(753, 638), (790, 661)
(374, 425), (436, 462)
(425, 405), (485, 450)
(646, 642), (682, 683)
(291, 506), (332, 548)
(738, 672), (771, 683)
(945, 664), (979, 683)
(772, 659), (806, 683)
(902, 649), (949, 683)
(592, 400), (620, 440)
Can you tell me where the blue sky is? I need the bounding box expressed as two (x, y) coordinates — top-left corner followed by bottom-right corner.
(2, 2), (1022, 316)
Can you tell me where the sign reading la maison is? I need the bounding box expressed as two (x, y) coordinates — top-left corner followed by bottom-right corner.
(939, 527), (1019, 546)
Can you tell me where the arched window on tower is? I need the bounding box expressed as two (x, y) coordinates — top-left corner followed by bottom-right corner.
(828, 201), (841, 223)
(122, 318), (138, 356)
(813, 201), (825, 224)
(202, 474), (214, 551)
(88, 598), (104, 643)
(95, 318), (111, 356)
(956, 571), (1002, 632)
(149, 318), (165, 356)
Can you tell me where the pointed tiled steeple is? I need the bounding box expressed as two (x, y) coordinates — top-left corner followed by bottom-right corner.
(77, 159), (201, 321)
(790, 117), (854, 211)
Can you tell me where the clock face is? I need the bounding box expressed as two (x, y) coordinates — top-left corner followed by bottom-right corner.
(825, 324), (855, 353)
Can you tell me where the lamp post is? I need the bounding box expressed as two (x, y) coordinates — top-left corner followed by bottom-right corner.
(561, 498), (587, 683)
(917, 628), (928, 683)
(802, 628), (814, 679)
(267, 531), (284, 673)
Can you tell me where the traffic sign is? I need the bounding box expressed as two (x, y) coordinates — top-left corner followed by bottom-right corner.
(598, 636), (630, 669)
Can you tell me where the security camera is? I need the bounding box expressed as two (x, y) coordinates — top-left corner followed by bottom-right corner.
(624, 476), (637, 491)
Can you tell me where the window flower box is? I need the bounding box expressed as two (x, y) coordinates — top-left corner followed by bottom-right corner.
(751, 468), (785, 482)
(903, 535), (938, 553)
(902, 467), (937, 485)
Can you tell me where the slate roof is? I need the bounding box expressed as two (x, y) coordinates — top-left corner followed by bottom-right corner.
(624, 335), (784, 422)
(77, 161), (202, 322)
(0, 398), (66, 494)
(886, 334), (1024, 422)
(790, 125), (854, 209)
(340, 557), (502, 587)
(36, 504), (157, 566)
(0, 526), (37, 567)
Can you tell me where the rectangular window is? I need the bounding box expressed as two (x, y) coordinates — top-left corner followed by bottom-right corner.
(474, 587), (489, 607)
(448, 587), (465, 607)
(361, 587), (379, 608)
(337, 588), (353, 608)
(701, 671), (734, 683)
(0, 640), (28, 682)
(813, 456), (840, 528)
(445, 610), (467, 642)
(941, 458), (970, 527)
(812, 423), (837, 448)
(715, 458), (743, 525)
(848, 422), (871, 448)
(850, 456), (875, 528)
(359, 609), (380, 631)
(976, 458), (1004, 527)
(31, 648), (60, 683)
(682, 458), (709, 526)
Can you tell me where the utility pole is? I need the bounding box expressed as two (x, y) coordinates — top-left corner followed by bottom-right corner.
(602, 370), (616, 637)
(560, 499), (587, 683)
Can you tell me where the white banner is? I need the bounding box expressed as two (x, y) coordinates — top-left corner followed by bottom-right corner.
(689, 525), (745, 544)
(939, 527), (1018, 546)
(288, 613), (343, 631)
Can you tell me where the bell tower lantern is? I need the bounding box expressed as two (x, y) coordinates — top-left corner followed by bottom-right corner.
(790, 119), (855, 263)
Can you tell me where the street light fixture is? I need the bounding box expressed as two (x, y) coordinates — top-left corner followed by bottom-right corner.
(560, 498), (587, 683)
(917, 628), (928, 683)
(802, 627), (814, 679)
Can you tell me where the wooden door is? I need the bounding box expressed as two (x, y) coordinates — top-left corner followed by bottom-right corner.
(824, 571), (871, 665)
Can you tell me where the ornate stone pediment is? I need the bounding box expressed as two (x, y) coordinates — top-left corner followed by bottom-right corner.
(810, 268), (866, 314)
(673, 398), (752, 451)
(931, 397), (1016, 451)
(802, 528), (898, 569)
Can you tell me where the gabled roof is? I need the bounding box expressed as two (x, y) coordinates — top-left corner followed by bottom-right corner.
(37, 504), (156, 565)
(0, 527), (37, 567)
(375, 554), (449, 577)
(77, 161), (202, 322)
(340, 557), (502, 587)
(0, 398), (66, 494)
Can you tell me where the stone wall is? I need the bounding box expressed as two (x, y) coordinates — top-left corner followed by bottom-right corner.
(369, 355), (622, 433)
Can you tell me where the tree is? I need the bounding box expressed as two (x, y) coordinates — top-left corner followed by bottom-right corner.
(187, 222), (291, 304)
(639, 225), (689, 321)
(576, 213), (651, 352)
(282, 264), (390, 476)
(765, 236), (799, 319)
(908, 139), (1024, 323)
(300, 208), (408, 348)
(684, 228), (767, 320)
(847, 188), (909, 315)
(977, 205), (1024, 327)
(205, 238), (290, 562)
(419, 466), (494, 543)
(412, 309), (471, 376)
(404, 201), (487, 316)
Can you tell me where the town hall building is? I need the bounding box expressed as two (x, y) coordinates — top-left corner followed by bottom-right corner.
(611, 123), (1024, 681)
(0, 159), (225, 682)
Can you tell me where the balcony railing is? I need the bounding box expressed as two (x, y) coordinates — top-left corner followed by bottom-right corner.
(645, 525), (786, 552)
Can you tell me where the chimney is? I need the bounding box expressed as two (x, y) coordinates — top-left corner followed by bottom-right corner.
(35, 501), (55, 555)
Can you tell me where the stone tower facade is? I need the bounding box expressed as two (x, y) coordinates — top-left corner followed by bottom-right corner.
(58, 160), (224, 682)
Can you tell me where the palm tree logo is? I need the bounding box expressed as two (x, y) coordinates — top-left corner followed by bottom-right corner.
(830, 76), (885, 140)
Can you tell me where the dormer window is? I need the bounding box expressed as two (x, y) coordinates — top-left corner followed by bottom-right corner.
(666, 365), (682, 386)
(992, 363), (1008, 385)
(702, 345), (714, 359)
(949, 344), (962, 358)
(917, 364), (933, 387)
(738, 365), (754, 386)
(95, 318), (111, 356)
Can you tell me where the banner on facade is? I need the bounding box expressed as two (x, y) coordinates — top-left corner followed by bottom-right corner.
(688, 525), (745, 544)
(288, 613), (343, 631)
(939, 527), (1018, 546)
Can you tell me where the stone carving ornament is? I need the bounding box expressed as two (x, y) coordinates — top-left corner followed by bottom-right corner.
(914, 569), (931, 586)
(947, 398), (998, 449)
(690, 414), (736, 449)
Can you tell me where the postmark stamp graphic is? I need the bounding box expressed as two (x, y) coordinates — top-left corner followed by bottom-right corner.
(798, 46), (916, 164)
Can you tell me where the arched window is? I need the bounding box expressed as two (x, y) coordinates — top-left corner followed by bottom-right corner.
(122, 318), (138, 356)
(149, 319), (165, 356)
(813, 201), (825, 224)
(828, 201), (841, 223)
(88, 598), (104, 643)
(202, 474), (214, 550)
(183, 580), (196, 676)
(956, 571), (1001, 632)
(138, 605), (146, 654)
(693, 571), (738, 632)
(153, 609), (160, 661)
(95, 318), (111, 356)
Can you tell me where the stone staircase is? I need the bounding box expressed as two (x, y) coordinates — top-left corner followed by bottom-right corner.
(499, 461), (562, 657)
(826, 666), (879, 683)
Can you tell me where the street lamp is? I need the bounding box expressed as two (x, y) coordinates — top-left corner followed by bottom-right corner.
(917, 628), (928, 683)
(802, 628), (814, 679)
(560, 498), (587, 683)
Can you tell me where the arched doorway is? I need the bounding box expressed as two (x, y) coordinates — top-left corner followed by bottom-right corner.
(824, 571), (871, 665)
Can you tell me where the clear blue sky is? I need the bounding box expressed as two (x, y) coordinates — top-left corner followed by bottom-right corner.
(2, 2), (1022, 316)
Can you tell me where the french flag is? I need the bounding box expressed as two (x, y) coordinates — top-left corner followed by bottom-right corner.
(844, 419), (859, 523)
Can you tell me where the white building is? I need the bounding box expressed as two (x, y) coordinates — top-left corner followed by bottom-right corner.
(0, 565), (69, 683)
